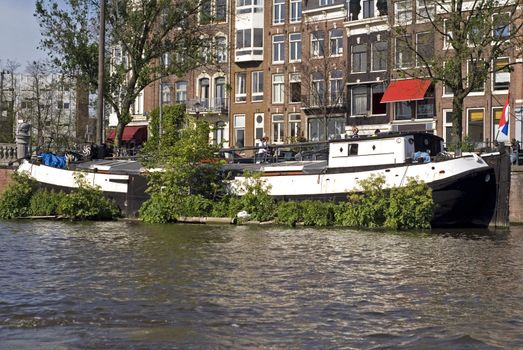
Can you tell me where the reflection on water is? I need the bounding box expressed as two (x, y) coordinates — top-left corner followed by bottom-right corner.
(1, 221), (523, 349)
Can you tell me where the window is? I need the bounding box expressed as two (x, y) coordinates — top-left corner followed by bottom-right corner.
(371, 84), (386, 114)
(443, 20), (453, 49)
(272, 114), (285, 143)
(289, 73), (301, 103)
(312, 72), (325, 106)
(416, 0), (435, 21)
(352, 44), (367, 73)
(235, 28), (263, 56)
(394, 86), (434, 120)
(372, 41), (387, 71)
(290, 0), (302, 22)
(330, 70), (343, 105)
(444, 83), (454, 96)
(349, 0), (361, 20)
(199, 78), (210, 107)
(308, 117), (345, 141)
(416, 32), (433, 66)
(175, 81), (187, 102)
(273, 35), (285, 63)
(216, 36), (227, 63)
(493, 13), (510, 39)
(396, 36), (413, 68)
(214, 121), (226, 145)
(320, 0), (334, 5)
(395, 0), (412, 24)
(351, 86), (368, 115)
(311, 31), (325, 58)
(236, 29), (251, 49)
(416, 87), (434, 119)
(273, 0), (285, 24)
(200, 0), (212, 24)
(493, 57), (510, 91)
(235, 72), (247, 102)
(289, 114), (302, 140)
(443, 110), (458, 147)
(216, 0), (227, 21)
(468, 17), (482, 46)
(215, 77), (226, 108)
(330, 29), (343, 56)
(363, 0), (374, 18)
(493, 107), (509, 142)
(272, 74), (285, 103)
(234, 114), (245, 148)
(467, 109), (484, 145)
(289, 33), (302, 62)
(468, 60), (485, 93)
(395, 101), (413, 120)
(252, 71), (264, 101)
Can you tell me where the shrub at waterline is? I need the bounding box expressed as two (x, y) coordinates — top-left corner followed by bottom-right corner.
(0, 172), (120, 220)
(0, 173), (38, 219)
(334, 175), (433, 230)
(30, 190), (67, 216)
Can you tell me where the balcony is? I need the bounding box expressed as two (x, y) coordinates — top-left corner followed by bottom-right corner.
(186, 98), (228, 115)
(300, 95), (347, 114)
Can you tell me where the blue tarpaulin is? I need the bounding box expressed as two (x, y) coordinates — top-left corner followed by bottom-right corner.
(39, 153), (67, 168)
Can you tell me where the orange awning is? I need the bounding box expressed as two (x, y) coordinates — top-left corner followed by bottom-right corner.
(106, 126), (147, 143)
(380, 79), (431, 103)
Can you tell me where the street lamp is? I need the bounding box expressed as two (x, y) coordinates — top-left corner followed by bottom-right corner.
(194, 102), (201, 119)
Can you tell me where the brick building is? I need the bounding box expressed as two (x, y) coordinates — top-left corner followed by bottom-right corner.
(137, 0), (522, 149)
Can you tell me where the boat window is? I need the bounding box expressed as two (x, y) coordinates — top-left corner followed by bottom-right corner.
(349, 144), (358, 155)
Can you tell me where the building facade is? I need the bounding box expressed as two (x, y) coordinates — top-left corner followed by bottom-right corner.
(139, 0), (523, 150)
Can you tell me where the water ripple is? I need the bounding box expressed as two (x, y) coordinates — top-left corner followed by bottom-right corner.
(0, 221), (523, 349)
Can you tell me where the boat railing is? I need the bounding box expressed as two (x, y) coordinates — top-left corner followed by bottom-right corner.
(221, 141), (330, 164)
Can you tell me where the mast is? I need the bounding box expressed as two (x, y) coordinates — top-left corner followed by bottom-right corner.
(96, 0), (106, 145)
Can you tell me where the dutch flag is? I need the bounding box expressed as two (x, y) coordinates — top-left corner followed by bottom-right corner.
(499, 95), (510, 136)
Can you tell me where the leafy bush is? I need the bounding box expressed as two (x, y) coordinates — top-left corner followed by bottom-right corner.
(301, 200), (335, 226)
(30, 190), (67, 216)
(177, 195), (214, 217)
(58, 186), (120, 221)
(139, 191), (176, 223)
(275, 201), (303, 226)
(334, 175), (432, 230)
(385, 178), (433, 230)
(232, 172), (276, 222)
(0, 173), (38, 219)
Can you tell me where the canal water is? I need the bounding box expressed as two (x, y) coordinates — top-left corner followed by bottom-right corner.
(1, 221), (523, 349)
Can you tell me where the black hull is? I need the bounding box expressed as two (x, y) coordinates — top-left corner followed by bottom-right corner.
(429, 167), (496, 228)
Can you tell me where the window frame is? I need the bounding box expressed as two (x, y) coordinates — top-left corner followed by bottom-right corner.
(272, 74), (285, 104)
(289, 32), (302, 62)
(272, 34), (285, 64)
(252, 71), (264, 102)
(235, 72), (247, 103)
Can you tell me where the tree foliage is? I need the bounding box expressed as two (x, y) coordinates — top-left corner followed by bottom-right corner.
(139, 119), (222, 223)
(35, 0), (212, 147)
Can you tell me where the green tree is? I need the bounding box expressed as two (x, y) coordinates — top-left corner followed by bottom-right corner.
(140, 119), (222, 223)
(141, 103), (186, 166)
(35, 0), (212, 148)
(392, 0), (523, 149)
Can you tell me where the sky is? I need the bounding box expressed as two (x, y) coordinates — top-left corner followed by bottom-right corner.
(0, 1), (48, 67)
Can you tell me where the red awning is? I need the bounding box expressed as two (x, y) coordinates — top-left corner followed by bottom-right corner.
(106, 126), (147, 143)
(380, 79), (431, 103)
